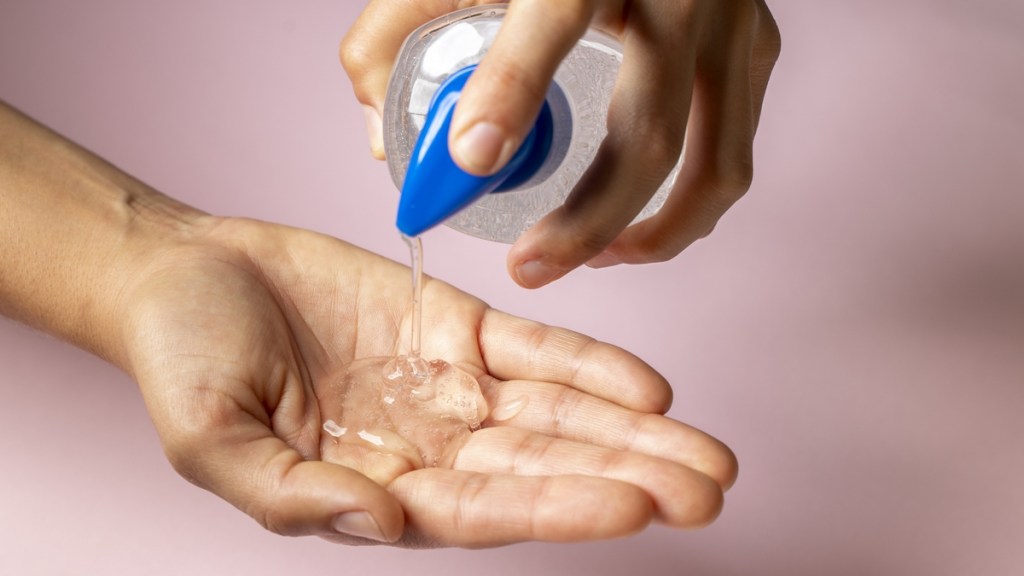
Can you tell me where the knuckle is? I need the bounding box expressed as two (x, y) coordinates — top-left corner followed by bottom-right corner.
(631, 233), (686, 264)
(545, 0), (591, 35)
(550, 387), (584, 438)
(721, 157), (755, 200)
(515, 432), (557, 469)
(618, 113), (685, 173)
(704, 149), (754, 204)
(754, 3), (782, 63)
(524, 324), (560, 372)
(568, 336), (599, 385)
(644, 128), (687, 173)
(453, 473), (490, 534)
(724, 1), (781, 67)
(567, 219), (619, 257)
(551, 203), (620, 260)
(482, 57), (548, 107)
(762, 24), (782, 64)
(253, 505), (291, 537)
(246, 452), (303, 536)
(338, 33), (374, 79)
(159, 387), (238, 487)
(733, 154), (755, 190)
(162, 435), (202, 487)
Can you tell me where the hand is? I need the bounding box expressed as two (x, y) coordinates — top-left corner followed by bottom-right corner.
(119, 217), (737, 548)
(341, 0), (781, 288)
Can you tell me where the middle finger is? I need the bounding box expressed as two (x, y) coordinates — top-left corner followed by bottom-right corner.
(455, 426), (724, 528)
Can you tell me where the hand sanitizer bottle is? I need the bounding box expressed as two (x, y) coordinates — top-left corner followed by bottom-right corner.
(383, 4), (681, 241)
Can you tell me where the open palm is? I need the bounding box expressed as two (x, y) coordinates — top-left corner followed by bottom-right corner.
(119, 217), (735, 548)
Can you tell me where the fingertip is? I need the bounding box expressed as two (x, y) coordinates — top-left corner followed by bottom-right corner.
(578, 481), (654, 540)
(447, 0), (588, 177)
(685, 474), (726, 529)
(507, 225), (584, 288)
(511, 258), (568, 289)
(697, 436), (740, 493)
(717, 446), (740, 493)
(618, 354), (674, 415)
(451, 121), (517, 176)
(647, 375), (674, 415)
(585, 250), (622, 269)
(361, 105), (386, 160)
(646, 464), (726, 530)
(331, 511), (392, 543)
(545, 327), (672, 413)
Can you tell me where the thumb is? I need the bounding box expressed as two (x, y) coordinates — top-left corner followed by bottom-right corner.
(449, 1), (594, 175)
(162, 412), (405, 543)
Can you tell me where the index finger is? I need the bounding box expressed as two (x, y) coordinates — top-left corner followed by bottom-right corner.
(448, 0), (596, 175)
(479, 309), (673, 413)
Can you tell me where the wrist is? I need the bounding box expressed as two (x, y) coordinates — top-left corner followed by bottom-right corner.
(98, 187), (215, 371)
(0, 100), (212, 370)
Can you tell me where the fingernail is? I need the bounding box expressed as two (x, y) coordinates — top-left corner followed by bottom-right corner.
(453, 122), (514, 174)
(586, 251), (621, 269)
(362, 105), (384, 160)
(515, 259), (562, 287)
(332, 511), (387, 542)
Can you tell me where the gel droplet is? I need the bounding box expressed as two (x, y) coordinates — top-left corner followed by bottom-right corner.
(323, 419), (347, 438)
(357, 430), (385, 447)
(490, 395), (529, 422)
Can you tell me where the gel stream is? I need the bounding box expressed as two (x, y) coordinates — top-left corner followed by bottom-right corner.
(321, 236), (488, 481)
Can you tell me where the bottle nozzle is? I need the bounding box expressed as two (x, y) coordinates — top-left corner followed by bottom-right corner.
(396, 65), (554, 237)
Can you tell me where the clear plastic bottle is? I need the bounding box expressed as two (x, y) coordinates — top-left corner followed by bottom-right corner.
(384, 4), (682, 243)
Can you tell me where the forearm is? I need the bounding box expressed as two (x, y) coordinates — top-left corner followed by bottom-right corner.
(0, 100), (206, 368)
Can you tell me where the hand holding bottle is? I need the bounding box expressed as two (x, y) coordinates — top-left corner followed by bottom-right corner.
(342, 0), (781, 287)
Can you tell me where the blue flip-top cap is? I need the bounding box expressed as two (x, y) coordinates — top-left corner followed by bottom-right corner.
(396, 64), (555, 237)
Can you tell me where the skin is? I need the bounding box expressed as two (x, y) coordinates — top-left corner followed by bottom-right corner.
(0, 100), (736, 548)
(342, 0), (781, 288)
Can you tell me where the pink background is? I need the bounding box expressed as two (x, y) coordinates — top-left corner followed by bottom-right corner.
(2, 1), (1022, 574)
